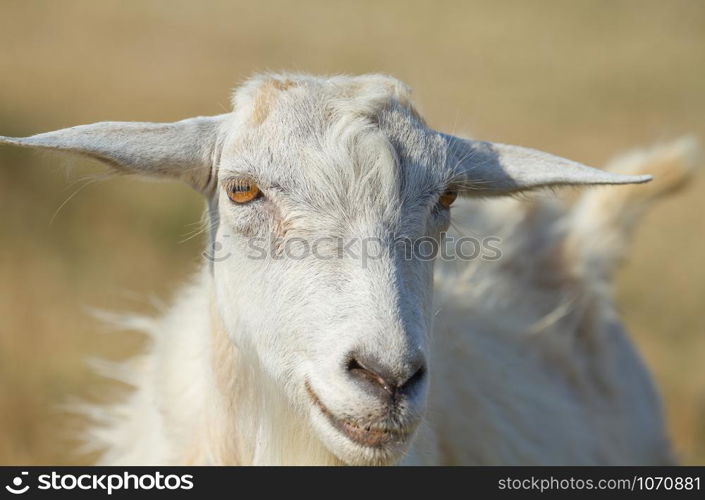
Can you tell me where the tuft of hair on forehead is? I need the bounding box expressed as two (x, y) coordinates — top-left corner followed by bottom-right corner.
(247, 77), (299, 125)
(225, 73), (434, 221)
(324, 74), (418, 121)
(231, 73), (421, 128)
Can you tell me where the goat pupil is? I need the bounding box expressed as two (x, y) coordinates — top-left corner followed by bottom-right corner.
(227, 179), (260, 203)
(439, 190), (458, 209)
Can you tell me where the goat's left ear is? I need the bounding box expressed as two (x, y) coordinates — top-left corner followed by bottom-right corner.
(0, 114), (230, 194)
(441, 133), (652, 195)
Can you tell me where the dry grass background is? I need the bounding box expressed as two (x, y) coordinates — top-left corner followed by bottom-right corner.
(0, 0), (703, 464)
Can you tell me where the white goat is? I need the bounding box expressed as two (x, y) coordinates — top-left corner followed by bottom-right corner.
(1, 73), (697, 465)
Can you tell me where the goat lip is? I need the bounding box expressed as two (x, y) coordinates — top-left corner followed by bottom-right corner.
(305, 381), (409, 449)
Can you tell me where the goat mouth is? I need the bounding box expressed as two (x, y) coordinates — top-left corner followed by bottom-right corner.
(305, 381), (409, 449)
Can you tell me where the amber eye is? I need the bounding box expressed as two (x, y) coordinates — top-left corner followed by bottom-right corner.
(438, 189), (458, 209)
(226, 178), (261, 204)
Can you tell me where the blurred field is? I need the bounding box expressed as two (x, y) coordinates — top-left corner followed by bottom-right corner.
(0, 0), (703, 464)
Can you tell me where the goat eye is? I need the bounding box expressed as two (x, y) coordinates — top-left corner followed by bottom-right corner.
(438, 189), (458, 209)
(226, 178), (261, 204)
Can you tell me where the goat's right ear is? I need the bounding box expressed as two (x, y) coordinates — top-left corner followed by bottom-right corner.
(0, 114), (230, 194)
(441, 133), (652, 196)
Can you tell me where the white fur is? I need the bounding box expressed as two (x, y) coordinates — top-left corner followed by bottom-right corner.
(1, 73), (691, 465)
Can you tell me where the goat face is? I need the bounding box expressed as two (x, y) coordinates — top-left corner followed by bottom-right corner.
(211, 75), (446, 464)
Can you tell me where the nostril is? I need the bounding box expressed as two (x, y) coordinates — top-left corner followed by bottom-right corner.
(347, 356), (395, 395)
(346, 353), (426, 400)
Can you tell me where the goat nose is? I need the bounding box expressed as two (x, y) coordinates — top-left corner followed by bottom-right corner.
(346, 352), (426, 400)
